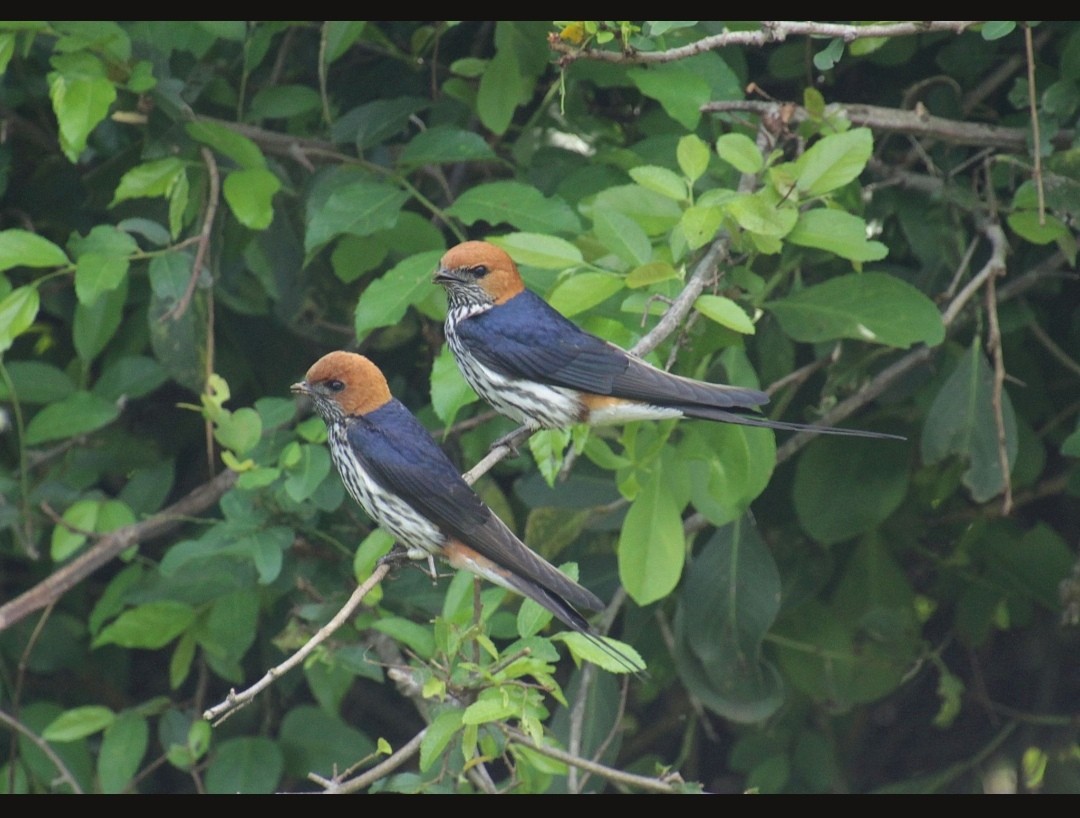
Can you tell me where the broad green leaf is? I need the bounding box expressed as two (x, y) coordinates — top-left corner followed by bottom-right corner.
(337, 96), (429, 151)
(548, 272), (623, 317)
(48, 51), (117, 162)
(679, 204), (725, 250)
(283, 443), (332, 502)
(205, 737), (283, 794)
(625, 260), (679, 288)
(716, 132), (764, 175)
(619, 462), (685, 605)
(94, 601), (196, 649)
(628, 165), (688, 201)
(921, 341), (1018, 503)
(399, 126), (496, 165)
(593, 209), (652, 268)
(421, 709), (464, 772)
(51, 498), (135, 561)
(305, 179), (409, 256)
(674, 519), (784, 723)
(477, 49), (523, 135)
(793, 127), (873, 196)
(813, 37), (845, 71)
(25, 390), (119, 445)
(323, 21), (367, 63)
(279, 706), (377, 781)
(558, 632), (645, 674)
(223, 167), (281, 229)
(727, 191), (798, 238)
(248, 84), (321, 120)
(682, 424), (775, 527)
(0, 285), (40, 354)
(786, 208), (889, 262)
(0, 229), (71, 271)
(43, 706), (115, 742)
(215, 406), (263, 455)
(92, 355), (168, 402)
(0, 360), (74, 403)
(74, 269), (126, 360)
(110, 156), (186, 205)
(794, 433), (910, 545)
(677, 133), (711, 183)
(628, 65), (709, 130)
(74, 252), (129, 306)
(371, 617), (436, 659)
(587, 185), (683, 236)
(98, 712), (149, 793)
(186, 121), (266, 169)
(693, 294), (755, 334)
(0, 32), (15, 75)
(446, 181), (581, 234)
(766, 272), (945, 348)
(147, 252), (208, 392)
(430, 343), (478, 427)
(353, 250), (442, 338)
(981, 21), (1017, 40)
(1007, 210), (1070, 245)
(528, 428), (573, 487)
(489, 233), (583, 269)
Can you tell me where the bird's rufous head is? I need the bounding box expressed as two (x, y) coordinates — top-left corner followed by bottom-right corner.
(433, 241), (525, 306)
(291, 351), (392, 419)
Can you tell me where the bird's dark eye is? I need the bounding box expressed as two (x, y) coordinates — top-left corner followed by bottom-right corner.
(326, 379), (345, 393)
(469, 264), (488, 279)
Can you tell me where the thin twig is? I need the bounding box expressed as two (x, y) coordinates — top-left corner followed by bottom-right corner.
(0, 709), (83, 793)
(161, 147), (219, 322)
(1023, 23), (1046, 223)
(312, 726), (426, 794)
(983, 245), (1013, 515)
(203, 562), (391, 724)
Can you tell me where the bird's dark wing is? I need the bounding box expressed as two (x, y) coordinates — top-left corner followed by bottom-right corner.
(348, 402), (604, 614)
(458, 291), (768, 409)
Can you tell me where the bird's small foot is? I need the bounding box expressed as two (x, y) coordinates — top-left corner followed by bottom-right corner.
(377, 544), (412, 569)
(489, 426), (532, 456)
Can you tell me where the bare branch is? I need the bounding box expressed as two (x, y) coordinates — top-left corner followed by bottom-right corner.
(0, 470), (238, 634)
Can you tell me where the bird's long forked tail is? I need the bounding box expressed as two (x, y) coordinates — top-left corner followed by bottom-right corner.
(506, 574), (646, 675)
(683, 406), (907, 441)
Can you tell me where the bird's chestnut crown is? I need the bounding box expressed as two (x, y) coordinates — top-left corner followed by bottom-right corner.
(435, 241), (525, 304)
(293, 351), (392, 416)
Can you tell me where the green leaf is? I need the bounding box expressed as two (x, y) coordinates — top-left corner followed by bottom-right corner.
(186, 121), (266, 169)
(223, 167), (281, 229)
(248, 84), (322, 120)
(93, 355), (168, 402)
(25, 390), (119, 445)
(716, 132), (764, 175)
(283, 443), (332, 502)
(42, 706), (115, 742)
(628, 65), (709, 130)
(420, 709), (464, 772)
(813, 38), (845, 71)
(558, 632), (644, 674)
(371, 617), (436, 659)
(0, 285), (40, 354)
(677, 134), (711, 183)
(323, 21), (367, 63)
(766, 272), (945, 348)
(353, 250), (443, 338)
(51, 498), (135, 561)
(548, 272), (623, 317)
(588, 185), (683, 236)
(0, 229), (71, 271)
(679, 204), (725, 250)
(0, 361), (75, 403)
(693, 294), (755, 334)
(477, 50), (523, 135)
(446, 181), (581, 234)
(528, 428), (573, 487)
(793, 128), (873, 196)
(727, 191), (798, 238)
(674, 518), (784, 723)
(489, 233), (583, 269)
(921, 341), (1018, 503)
(593, 209), (652, 267)
(205, 737), (283, 794)
(625, 260), (679, 288)
(74, 274), (128, 361)
(619, 462), (685, 605)
(793, 433), (910, 545)
(430, 343), (478, 427)
(110, 156), (186, 204)
(628, 165), (687, 201)
(786, 208), (889, 262)
(98, 712), (149, 794)
(94, 601), (196, 649)
(74, 253), (127, 306)
(305, 178), (409, 256)
(48, 51), (117, 162)
(399, 125), (496, 165)
(1007, 210), (1070, 245)
(981, 21), (1016, 41)
(279, 706), (376, 781)
(215, 406), (263, 455)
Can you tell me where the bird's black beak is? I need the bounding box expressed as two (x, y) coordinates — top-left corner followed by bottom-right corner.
(433, 267), (462, 286)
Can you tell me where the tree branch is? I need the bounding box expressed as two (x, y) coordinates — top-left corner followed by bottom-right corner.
(0, 470), (238, 633)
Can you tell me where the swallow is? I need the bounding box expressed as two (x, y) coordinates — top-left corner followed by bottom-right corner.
(292, 351), (640, 672)
(434, 240), (903, 440)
